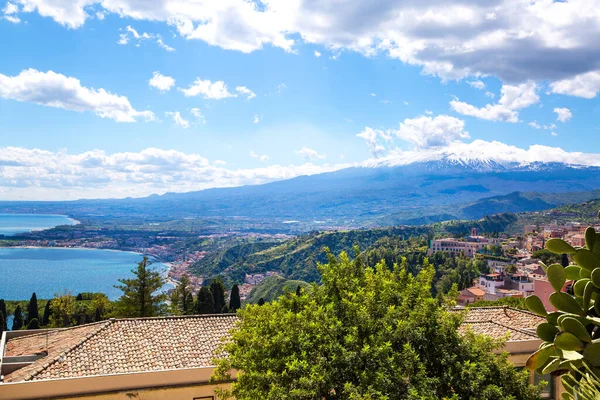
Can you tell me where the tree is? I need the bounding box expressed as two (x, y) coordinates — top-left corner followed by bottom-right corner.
(26, 292), (39, 326)
(171, 275), (194, 315)
(213, 250), (541, 400)
(525, 214), (600, 400)
(27, 318), (40, 329)
(531, 249), (561, 265)
(229, 284), (241, 312)
(94, 307), (102, 322)
(0, 299), (7, 329)
(195, 287), (215, 314)
(210, 279), (227, 313)
(113, 257), (167, 318)
(42, 300), (52, 326)
(49, 291), (76, 328)
(257, 298), (265, 306)
(12, 305), (24, 330)
(0, 311), (6, 335)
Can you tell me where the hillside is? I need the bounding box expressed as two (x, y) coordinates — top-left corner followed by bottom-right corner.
(245, 275), (311, 304)
(192, 226), (433, 284)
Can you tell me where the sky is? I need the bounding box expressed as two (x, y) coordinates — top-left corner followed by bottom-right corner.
(1, 0), (600, 200)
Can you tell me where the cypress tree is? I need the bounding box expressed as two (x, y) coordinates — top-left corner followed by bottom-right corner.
(210, 279), (226, 313)
(26, 292), (39, 326)
(185, 292), (194, 314)
(95, 307), (102, 322)
(0, 311), (5, 334)
(0, 299), (6, 329)
(561, 253), (569, 268)
(27, 318), (40, 330)
(229, 284), (241, 312)
(12, 305), (24, 330)
(42, 301), (52, 326)
(76, 293), (83, 301)
(195, 287), (215, 314)
(258, 298), (265, 306)
(296, 285), (302, 296)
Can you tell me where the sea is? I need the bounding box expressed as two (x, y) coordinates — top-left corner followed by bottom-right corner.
(0, 214), (170, 300)
(0, 213), (77, 236)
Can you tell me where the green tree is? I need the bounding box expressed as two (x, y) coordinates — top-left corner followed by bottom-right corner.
(0, 311), (6, 334)
(257, 298), (265, 306)
(0, 299), (7, 329)
(12, 305), (24, 330)
(27, 318), (40, 329)
(42, 300), (52, 326)
(229, 284), (241, 312)
(195, 287), (215, 314)
(49, 291), (76, 327)
(26, 292), (39, 326)
(171, 275), (194, 315)
(212, 250), (541, 400)
(211, 279), (227, 313)
(531, 249), (561, 265)
(113, 257), (167, 318)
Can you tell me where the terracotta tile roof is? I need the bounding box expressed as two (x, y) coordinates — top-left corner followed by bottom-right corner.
(459, 306), (545, 331)
(465, 287), (485, 297)
(453, 306), (544, 341)
(3, 314), (237, 383)
(459, 321), (538, 341)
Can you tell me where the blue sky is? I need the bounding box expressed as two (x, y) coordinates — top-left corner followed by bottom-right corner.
(1, 0), (599, 200)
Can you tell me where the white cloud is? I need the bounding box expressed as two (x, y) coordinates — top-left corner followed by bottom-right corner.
(314, 50), (321, 57)
(250, 150), (269, 163)
(3, 14), (20, 23)
(19, 0), (600, 85)
(236, 86), (256, 100)
(148, 71), (175, 92)
(425, 110), (433, 115)
(550, 71), (600, 99)
(467, 80), (485, 90)
(156, 38), (175, 52)
(551, 132), (558, 136)
(0, 147), (349, 200)
(450, 82), (539, 123)
(116, 26), (175, 52)
(380, 99), (391, 104)
(370, 93), (376, 97)
(253, 114), (260, 124)
(190, 108), (206, 124)
(485, 92), (495, 99)
(554, 107), (573, 122)
(296, 147), (325, 161)
(529, 121), (541, 129)
(165, 111), (190, 128)
(180, 78), (236, 99)
(395, 115), (470, 149)
(2, 1), (20, 22)
(0, 69), (154, 122)
(356, 127), (387, 158)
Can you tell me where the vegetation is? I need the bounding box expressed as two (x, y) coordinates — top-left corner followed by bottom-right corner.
(531, 249), (562, 266)
(245, 275), (311, 304)
(212, 250), (541, 400)
(229, 284), (241, 312)
(113, 256), (167, 318)
(26, 292), (39, 326)
(525, 209), (600, 400)
(170, 275), (195, 315)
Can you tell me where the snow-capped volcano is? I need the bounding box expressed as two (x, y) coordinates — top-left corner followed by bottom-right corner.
(363, 140), (600, 171)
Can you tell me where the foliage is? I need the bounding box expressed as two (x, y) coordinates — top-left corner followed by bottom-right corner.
(468, 296), (527, 310)
(49, 291), (76, 328)
(229, 284), (241, 312)
(245, 275), (311, 304)
(171, 275), (194, 315)
(113, 256), (167, 318)
(26, 292), (39, 326)
(212, 250), (541, 400)
(42, 301), (52, 325)
(525, 210), (600, 400)
(0, 299), (6, 329)
(531, 249), (562, 266)
(27, 318), (40, 329)
(195, 287), (215, 314)
(12, 305), (24, 330)
(0, 311), (5, 334)
(210, 279), (227, 313)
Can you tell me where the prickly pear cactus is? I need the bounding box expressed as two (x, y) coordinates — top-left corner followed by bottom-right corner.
(525, 213), (600, 400)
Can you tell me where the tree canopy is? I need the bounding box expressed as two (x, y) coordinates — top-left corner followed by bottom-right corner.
(113, 257), (167, 318)
(212, 249), (541, 400)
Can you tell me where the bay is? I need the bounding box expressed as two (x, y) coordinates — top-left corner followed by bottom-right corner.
(0, 247), (170, 300)
(0, 213), (77, 236)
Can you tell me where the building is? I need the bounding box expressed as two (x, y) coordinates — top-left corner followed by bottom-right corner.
(430, 238), (487, 257)
(504, 274), (535, 296)
(458, 287), (485, 305)
(458, 306), (562, 399)
(478, 273), (505, 293)
(0, 314), (237, 400)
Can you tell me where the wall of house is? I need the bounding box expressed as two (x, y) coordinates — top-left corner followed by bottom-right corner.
(61, 382), (232, 400)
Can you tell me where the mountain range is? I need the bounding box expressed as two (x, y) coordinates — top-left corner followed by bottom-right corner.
(2, 154), (600, 227)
